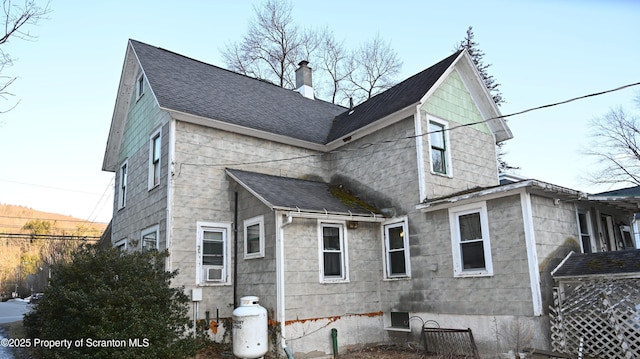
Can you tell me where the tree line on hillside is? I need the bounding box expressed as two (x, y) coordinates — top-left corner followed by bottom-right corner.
(0, 219), (101, 298)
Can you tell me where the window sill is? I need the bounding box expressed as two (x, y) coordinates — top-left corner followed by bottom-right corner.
(320, 279), (349, 284)
(454, 270), (493, 278)
(430, 170), (453, 179)
(384, 275), (411, 281)
(384, 326), (411, 332)
(199, 282), (232, 287)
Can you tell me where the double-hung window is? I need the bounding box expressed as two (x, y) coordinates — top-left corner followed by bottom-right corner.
(244, 216), (265, 259)
(198, 222), (231, 285)
(319, 222), (348, 282)
(149, 129), (161, 189)
(383, 218), (411, 278)
(141, 225), (159, 250)
(429, 119), (450, 175)
(449, 202), (493, 277)
(118, 160), (128, 209)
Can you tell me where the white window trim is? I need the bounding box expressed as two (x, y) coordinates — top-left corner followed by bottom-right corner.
(196, 221), (232, 286)
(448, 202), (493, 277)
(118, 159), (128, 209)
(382, 217), (411, 279)
(244, 215), (265, 259)
(141, 224), (159, 251)
(148, 128), (161, 190)
(383, 311), (411, 332)
(427, 116), (453, 177)
(317, 221), (349, 283)
(114, 238), (128, 251)
(136, 73), (145, 100)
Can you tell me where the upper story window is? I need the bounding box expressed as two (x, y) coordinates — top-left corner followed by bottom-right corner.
(118, 160), (128, 209)
(318, 222), (348, 283)
(449, 202), (493, 277)
(197, 222), (231, 285)
(136, 73), (145, 100)
(428, 119), (451, 176)
(141, 225), (159, 250)
(244, 216), (265, 259)
(149, 129), (161, 189)
(383, 218), (411, 279)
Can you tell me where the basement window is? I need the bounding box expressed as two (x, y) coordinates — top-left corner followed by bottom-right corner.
(384, 311), (410, 332)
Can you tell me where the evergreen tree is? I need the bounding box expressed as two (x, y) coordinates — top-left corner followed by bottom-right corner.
(457, 26), (517, 172)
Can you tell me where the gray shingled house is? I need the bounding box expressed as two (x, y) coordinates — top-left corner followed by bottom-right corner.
(102, 40), (639, 357)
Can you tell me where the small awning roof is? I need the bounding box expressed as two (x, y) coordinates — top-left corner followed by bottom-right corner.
(588, 186), (640, 212)
(551, 250), (640, 280)
(226, 169), (382, 219)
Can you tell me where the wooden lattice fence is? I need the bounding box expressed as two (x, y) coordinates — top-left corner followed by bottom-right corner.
(550, 278), (640, 358)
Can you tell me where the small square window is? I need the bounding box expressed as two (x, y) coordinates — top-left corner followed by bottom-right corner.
(141, 225), (159, 250)
(384, 311), (410, 332)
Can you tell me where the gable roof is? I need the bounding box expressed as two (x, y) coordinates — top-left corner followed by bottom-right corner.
(131, 40), (346, 145)
(552, 250), (640, 279)
(327, 51), (461, 143)
(226, 169), (381, 218)
(104, 39), (510, 171)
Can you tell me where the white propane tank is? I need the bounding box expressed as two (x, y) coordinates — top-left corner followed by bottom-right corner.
(232, 296), (268, 359)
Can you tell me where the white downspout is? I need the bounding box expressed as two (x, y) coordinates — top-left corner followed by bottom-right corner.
(276, 211), (294, 357)
(520, 190), (543, 316)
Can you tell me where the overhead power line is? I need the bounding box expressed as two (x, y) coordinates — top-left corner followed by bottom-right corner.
(0, 232), (101, 241)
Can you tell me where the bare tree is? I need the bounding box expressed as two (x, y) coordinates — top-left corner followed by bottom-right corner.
(586, 97), (640, 187)
(345, 34), (401, 104)
(221, 0), (401, 107)
(317, 31), (351, 105)
(456, 26), (518, 172)
(0, 0), (50, 112)
(222, 0), (309, 88)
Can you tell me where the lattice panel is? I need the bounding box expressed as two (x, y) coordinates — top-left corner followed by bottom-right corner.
(550, 279), (640, 359)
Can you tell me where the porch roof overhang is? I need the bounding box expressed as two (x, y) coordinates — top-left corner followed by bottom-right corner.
(551, 250), (640, 281)
(587, 185), (640, 212)
(226, 168), (385, 222)
(417, 179), (588, 213)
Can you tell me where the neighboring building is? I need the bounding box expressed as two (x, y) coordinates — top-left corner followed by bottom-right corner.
(102, 40), (639, 357)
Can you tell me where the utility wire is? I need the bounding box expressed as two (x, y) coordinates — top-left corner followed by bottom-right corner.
(178, 81), (640, 169)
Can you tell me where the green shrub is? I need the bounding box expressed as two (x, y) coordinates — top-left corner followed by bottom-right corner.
(23, 245), (205, 359)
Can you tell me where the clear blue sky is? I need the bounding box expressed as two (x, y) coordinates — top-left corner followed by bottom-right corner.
(0, 0), (638, 224)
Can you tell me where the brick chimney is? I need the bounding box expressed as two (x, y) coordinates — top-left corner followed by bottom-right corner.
(295, 60), (314, 100)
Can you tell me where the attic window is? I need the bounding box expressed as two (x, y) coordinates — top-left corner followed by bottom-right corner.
(136, 73), (145, 99)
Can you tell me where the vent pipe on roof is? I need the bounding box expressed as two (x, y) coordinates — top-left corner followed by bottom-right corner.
(295, 60), (314, 100)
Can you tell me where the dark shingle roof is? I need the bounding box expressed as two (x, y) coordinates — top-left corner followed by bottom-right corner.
(226, 169), (379, 215)
(326, 51), (461, 142)
(552, 250), (640, 278)
(130, 40), (459, 145)
(130, 40), (346, 144)
(592, 186), (640, 197)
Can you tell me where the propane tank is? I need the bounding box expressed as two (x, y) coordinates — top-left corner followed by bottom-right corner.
(232, 296), (268, 359)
